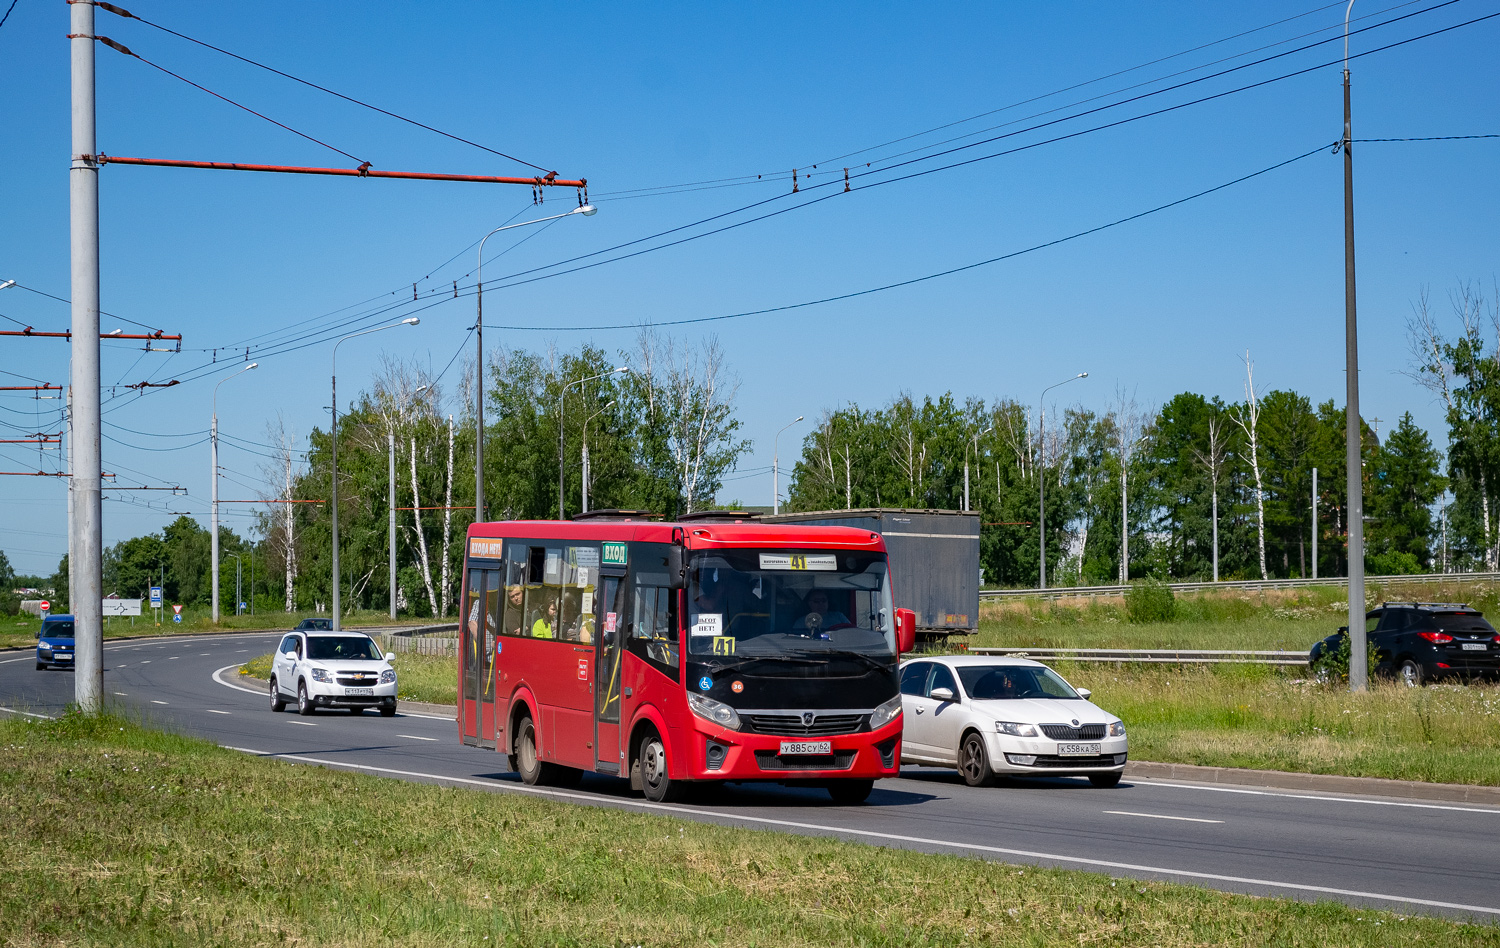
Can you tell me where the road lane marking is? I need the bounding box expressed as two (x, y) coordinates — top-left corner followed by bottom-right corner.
(169, 656), (179, 660)
(235, 650), (248, 654)
(199, 653), (210, 656)
(114, 692), (128, 696)
(397, 734), (439, 742)
(1139, 779), (1500, 815)
(1105, 810), (1223, 824)
(0, 706), (54, 719)
(206, 710), (231, 715)
(289, 721), (317, 726)
(217, 745), (1500, 918)
(140, 660), (150, 664)
(151, 700), (168, 705)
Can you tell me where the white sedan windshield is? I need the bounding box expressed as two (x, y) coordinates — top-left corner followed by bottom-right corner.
(958, 665), (1079, 700)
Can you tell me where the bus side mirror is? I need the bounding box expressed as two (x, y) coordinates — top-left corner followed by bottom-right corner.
(896, 609), (916, 654)
(666, 545), (686, 590)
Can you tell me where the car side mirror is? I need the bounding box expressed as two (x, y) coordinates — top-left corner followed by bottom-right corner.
(1076, 688), (1092, 700)
(930, 686), (956, 703)
(895, 608), (916, 654)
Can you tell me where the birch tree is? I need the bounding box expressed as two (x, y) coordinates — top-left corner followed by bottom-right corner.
(1192, 416), (1228, 582)
(1232, 352), (1269, 580)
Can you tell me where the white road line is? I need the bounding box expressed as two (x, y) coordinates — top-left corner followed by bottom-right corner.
(151, 700), (168, 705)
(0, 706), (53, 719)
(114, 692), (128, 696)
(205, 710), (231, 715)
(218, 745), (1500, 918)
(1138, 778), (1500, 815)
(199, 653), (210, 656)
(288, 721), (317, 727)
(1105, 810), (1224, 824)
(169, 656), (179, 660)
(397, 734), (439, 742)
(235, 650), (248, 654)
(140, 660), (150, 664)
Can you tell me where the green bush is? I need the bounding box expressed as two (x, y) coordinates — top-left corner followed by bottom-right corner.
(1125, 577), (1177, 623)
(1366, 550), (1424, 575)
(1308, 631), (1380, 683)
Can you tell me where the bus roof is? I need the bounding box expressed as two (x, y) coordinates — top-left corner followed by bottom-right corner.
(466, 519), (885, 552)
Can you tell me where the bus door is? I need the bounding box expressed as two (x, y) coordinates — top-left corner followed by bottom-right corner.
(460, 566), (497, 744)
(594, 571), (627, 773)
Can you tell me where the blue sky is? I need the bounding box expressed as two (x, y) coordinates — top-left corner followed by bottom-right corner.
(2, 1), (1497, 576)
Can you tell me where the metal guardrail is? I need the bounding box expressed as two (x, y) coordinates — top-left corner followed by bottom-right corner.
(980, 571), (1500, 601)
(965, 647), (1309, 666)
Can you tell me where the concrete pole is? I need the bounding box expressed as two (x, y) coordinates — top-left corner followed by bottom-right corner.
(70, 1), (103, 712)
(211, 411), (220, 622)
(331, 369), (341, 630)
(1038, 405), (1046, 590)
(581, 441), (590, 514)
(474, 280), (485, 525)
(1343, 63), (1367, 692)
(1312, 467), (1319, 580)
(67, 386), (76, 609)
(389, 428), (397, 619)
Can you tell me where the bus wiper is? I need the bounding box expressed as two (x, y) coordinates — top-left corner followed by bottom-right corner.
(786, 648), (892, 673)
(700, 656), (829, 677)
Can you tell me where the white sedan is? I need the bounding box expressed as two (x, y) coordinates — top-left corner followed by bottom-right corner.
(899, 655), (1127, 787)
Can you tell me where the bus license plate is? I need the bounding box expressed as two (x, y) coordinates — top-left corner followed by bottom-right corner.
(780, 740), (831, 756)
(1057, 743), (1101, 756)
(345, 687), (374, 696)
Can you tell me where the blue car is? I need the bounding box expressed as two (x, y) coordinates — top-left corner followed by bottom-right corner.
(36, 614), (76, 671)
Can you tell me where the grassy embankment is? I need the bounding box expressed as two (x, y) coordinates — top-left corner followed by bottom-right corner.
(0, 608), (455, 651)
(4, 712), (1495, 947)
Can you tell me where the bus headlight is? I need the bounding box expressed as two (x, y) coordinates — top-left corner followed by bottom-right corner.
(687, 693), (741, 730)
(868, 694), (902, 730)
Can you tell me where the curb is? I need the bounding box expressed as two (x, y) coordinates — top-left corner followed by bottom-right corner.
(1125, 759), (1500, 806)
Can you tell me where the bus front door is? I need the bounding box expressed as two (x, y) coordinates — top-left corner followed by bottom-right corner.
(594, 574), (625, 774)
(461, 568), (498, 747)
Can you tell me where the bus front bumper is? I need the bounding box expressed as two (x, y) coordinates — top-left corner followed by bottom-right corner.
(682, 716), (902, 781)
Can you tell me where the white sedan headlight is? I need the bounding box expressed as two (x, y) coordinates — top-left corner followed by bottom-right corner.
(1109, 721), (1126, 737)
(310, 667), (335, 683)
(868, 694), (902, 730)
(995, 721), (1039, 737)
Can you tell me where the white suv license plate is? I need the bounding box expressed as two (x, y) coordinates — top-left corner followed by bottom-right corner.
(1462, 643), (1487, 651)
(1057, 742), (1102, 756)
(345, 687), (374, 696)
(780, 740), (832, 756)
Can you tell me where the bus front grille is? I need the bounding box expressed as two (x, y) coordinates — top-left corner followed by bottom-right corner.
(746, 713), (866, 736)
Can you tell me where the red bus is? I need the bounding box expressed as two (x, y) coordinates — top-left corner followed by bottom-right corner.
(457, 511), (916, 803)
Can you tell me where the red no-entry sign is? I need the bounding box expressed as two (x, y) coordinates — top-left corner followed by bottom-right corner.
(39, 600), (50, 613)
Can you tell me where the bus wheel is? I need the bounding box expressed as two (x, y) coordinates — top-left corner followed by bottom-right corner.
(516, 716), (544, 786)
(637, 730), (684, 803)
(827, 779), (874, 805)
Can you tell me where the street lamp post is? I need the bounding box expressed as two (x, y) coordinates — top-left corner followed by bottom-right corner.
(211, 362), (258, 623)
(964, 424), (994, 512)
(475, 203), (597, 523)
(560, 367), (628, 519)
(581, 399), (616, 514)
(1038, 372), (1088, 589)
(1342, 0), (1368, 692)
(772, 416), (803, 516)
(331, 318), (419, 631)
(225, 553), (241, 616)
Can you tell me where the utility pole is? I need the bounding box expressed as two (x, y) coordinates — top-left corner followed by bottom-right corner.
(66, 386), (77, 611)
(389, 428), (397, 620)
(1342, 4), (1367, 692)
(1311, 467), (1319, 580)
(70, 1), (103, 712)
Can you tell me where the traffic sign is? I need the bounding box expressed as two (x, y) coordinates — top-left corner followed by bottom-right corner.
(172, 604), (183, 616)
(39, 600), (50, 614)
(173, 614), (182, 624)
(149, 586), (163, 607)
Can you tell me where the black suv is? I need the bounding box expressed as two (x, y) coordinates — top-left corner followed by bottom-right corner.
(1311, 602), (1500, 686)
(292, 618), (333, 632)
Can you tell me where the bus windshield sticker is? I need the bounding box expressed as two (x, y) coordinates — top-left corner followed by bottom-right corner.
(602, 542), (628, 566)
(711, 636), (736, 656)
(698, 675), (713, 691)
(576, 567), (591, 587)
(544, 550), (562, 583)
(469, 538), (504, 560)
(604, 612), (617, 634)
(692, 613), (721, 636)
(758, 553), (837, 571)
(573, 547), (600, 569)
(582, 592), (593, 613)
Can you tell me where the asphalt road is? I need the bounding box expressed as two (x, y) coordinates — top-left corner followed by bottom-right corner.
(4, 630), (1498, 922)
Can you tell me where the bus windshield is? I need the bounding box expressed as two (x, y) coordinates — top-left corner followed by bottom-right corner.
(686, 549), (895, 659)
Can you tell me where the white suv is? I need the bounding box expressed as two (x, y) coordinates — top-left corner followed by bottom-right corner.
(269, 631), (398, 716)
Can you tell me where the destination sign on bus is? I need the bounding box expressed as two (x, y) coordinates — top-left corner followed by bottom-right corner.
(758, 553), (837, 571)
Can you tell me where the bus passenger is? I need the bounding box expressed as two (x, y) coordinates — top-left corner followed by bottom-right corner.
(531, 599), (558, 639)
(502, 585), (525, 637)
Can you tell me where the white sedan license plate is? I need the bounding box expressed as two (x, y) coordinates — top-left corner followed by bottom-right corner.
(1462, 643), (1487, 651)
(1057, 742), (1101, 756)
(345, 687), (374, 696)
(780, 740), (832, 756)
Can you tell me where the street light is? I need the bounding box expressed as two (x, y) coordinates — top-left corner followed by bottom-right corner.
(581, 399), (616, 514)
(475, 203), (598, 523)
(772, 416), (803, 516)
(1038, 372), (1087, 590)
(560, 367), (628, 519)
(224, 552), (241, 616)
(211, 361), (257, 623)
(964, 424), (994, 512)
(331, 317), (419, 631)
(1342, 0), (1368, 693)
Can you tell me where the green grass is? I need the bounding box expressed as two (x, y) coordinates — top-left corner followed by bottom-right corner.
(1058, 662), (1500, 786)
(240, 648), (457, 706)
(3, 712), (1494, 947)
(971, 579), (1500, 652)
(0, 609), (455, 650)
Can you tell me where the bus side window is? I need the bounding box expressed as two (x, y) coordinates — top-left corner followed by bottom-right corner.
(630, 585), (678, 676)
(502, 544), (526, 637)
